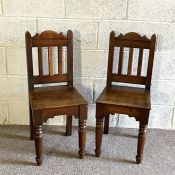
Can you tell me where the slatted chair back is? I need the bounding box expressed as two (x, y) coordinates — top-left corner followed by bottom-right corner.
(107, 32), (156, 90)
(25, 30), (73, 91)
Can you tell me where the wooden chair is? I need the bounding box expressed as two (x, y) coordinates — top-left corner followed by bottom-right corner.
(25, 30), (88, 166)
(95, 32), (156, 164)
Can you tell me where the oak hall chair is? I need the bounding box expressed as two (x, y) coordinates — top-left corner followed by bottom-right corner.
(95, 32), (156, 164)
(25, 30), (88, 166)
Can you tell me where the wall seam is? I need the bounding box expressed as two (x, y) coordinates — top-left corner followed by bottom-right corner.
(96, 21), (100, 49)
(126, 0), (129, 20)
(0, 16), (173, 24)
(0, 0), (3, 15)
(171, 100), (175, 128)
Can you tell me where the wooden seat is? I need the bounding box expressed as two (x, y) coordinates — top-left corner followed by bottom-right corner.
(25, 30), (88, 166)
(96, 86), (150, 109)
(30, 86), (87, 110)
(95, 32), (156, 164)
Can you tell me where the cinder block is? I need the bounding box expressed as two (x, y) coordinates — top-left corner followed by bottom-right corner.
(0, 75), (28, 101)
(118, 105), (173, 129)
(38, 19), (98, 49)
(153, 51), (175, 80)
(128, 0), (175, 22)
(98, 21), (158, 49)
(0, 101), (8, 124)
(74, 50), (108, 78)
(65, 0), (127, 19)
(157, 23), (175, 51)
(0, 48), (6, 74)
(3, 0), (64, 18)
(148, 105), (173, 129)
(0, 18), (36, 47)
(74, 77), (94, 104)
(8, 101), (29, 125)
(151, 80), (175, 106)
(6, 48), (27, 75)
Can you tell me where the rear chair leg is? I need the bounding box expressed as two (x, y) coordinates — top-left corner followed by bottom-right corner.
(66, 116), (72, 136)
(104, 115), (109, 134)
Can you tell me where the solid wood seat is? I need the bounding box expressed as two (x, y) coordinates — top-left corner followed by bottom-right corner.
(96, 86), (150, 109)
(25, 30), (88, 166)
(30, 86), (87, 110)
(95, 32), (156, 164)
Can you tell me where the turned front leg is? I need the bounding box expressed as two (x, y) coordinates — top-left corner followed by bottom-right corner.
(136, 124), (147, 164)
(35, 125), (43, 166)
(95, 118), (103, 157)
(78, 120), (86, 159)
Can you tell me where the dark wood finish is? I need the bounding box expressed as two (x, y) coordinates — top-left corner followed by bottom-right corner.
(136, 123), (147, 164)
(111, 74), (146, 85)
(118, 47), (124, 75)
(58, 46), (63, 75)
(95, 105), (103, 157)
(33, 74), (68, 84)
(95, 32), (156, 164)
(34, 125), (43, 166)
(127, 48), (134, 75)
(48, 46), (53, 76)
(104, 114), (109, 134)
(137, 49), (143, 76)
(66, 116), (72, 136)
(38, 47), (43, 76)
(25, 30), (88, 166)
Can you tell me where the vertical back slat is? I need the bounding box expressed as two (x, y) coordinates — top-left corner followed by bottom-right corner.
(58, 46), (62, 75)
(48, 46), (53, 76)
(137, 49), (143, 76)
(67, 30), (73, 86)
(127, 48), (134, 75)
(118, 47), (124, 75)
(38, 47), (43, 76)
(107, 31), (115, 87)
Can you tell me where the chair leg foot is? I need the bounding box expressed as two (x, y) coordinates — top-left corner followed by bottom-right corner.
(78, 120), (86, 159)
(95, 149), (101, 157)
(136, 156), (142, 164)
(95, 117), (103, 158)
(36, 157), (43, 166)
(35, 125), (43, 166)
(66, 116), (72, 136)
(136, 124), (147, 164)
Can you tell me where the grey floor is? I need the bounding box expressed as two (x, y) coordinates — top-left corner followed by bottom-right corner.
(0, 125), (175, 175)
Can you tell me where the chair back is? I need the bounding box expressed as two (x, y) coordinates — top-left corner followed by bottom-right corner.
(107, 32), (156, 90)
(25, 30), (73, 91)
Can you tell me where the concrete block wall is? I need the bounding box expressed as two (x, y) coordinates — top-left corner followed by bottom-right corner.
(0, 0), (175, 129)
